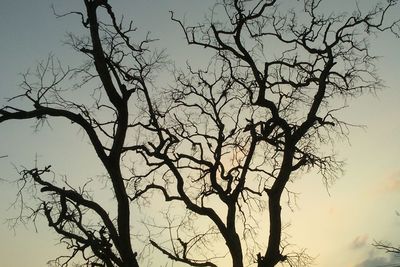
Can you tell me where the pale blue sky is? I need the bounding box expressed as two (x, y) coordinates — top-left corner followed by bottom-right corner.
(0, 1), (399, 267)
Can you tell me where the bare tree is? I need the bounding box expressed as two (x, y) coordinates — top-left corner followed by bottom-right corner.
(130, 0), (400, 267)
(374, 240), (400, 255)
(373, 211), (400, 257)
(0, 0), (399, 267)
(0, 0), (163, 266)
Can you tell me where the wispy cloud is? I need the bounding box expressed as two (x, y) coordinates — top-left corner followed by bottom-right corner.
(354, 254), (400, 267)
(380, 171), (400, 194)
(350, 234), (369, 250)
(368, 170), (400, 196)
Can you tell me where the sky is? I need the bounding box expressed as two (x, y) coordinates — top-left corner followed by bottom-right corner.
(0, 0), (399, 267)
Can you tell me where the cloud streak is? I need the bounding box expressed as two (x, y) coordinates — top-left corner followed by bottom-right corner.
(354, 254), (400, 267)
(368, 170), (400, 197)
(382, 171), (400, 192)
(350, 235), (369, 250)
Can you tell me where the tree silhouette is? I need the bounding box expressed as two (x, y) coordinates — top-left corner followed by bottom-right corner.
(373, 212), (400, 258)
(374, 240), (400, 255)
(0, 0), (399, 267)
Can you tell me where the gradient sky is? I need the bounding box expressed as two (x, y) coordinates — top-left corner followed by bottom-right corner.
(0, 1), (399, 267)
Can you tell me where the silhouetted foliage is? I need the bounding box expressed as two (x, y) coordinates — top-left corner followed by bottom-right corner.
(0, 0), (399, 267)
